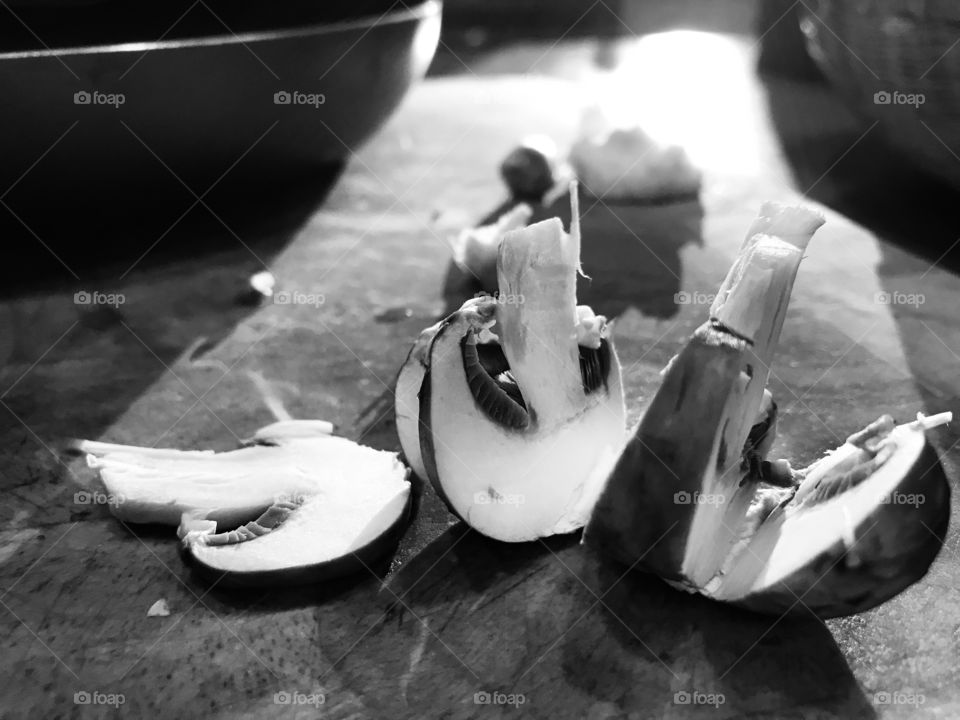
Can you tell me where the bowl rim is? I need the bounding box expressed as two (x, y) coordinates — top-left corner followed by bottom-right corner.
(0, 0), (440, 60)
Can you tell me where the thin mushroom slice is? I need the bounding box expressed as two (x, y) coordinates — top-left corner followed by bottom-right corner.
(76, 420), (411, 586)
(182, 471), (412, 588)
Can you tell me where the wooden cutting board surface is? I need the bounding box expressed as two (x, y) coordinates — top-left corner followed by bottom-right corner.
(2, 34), (960, 719)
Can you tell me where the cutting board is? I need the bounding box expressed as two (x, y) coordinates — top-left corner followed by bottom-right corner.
(2, 33), (959, 719)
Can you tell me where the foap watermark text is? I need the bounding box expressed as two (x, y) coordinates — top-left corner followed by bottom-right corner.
(674, 291), (716, 306)
(674, 690), (725, 707)
(878, 491), (925, 508)
(474, 491), (525, 506)
(875, 291), (924, 307)
(874, 691), (925, 706)
(274, 91), (325, 108)
(474, 690), (526, 708)
(475, 290), (525, 305)
(75, 290), (125, 308)
(873, 90), (925, 108)
(274, 290), (325, 307)
(274, 690), (325, 706)
(74, 90), (125, 108)
(674, 490), (725, 506)
(75, 490), (125, 506)
(74, 691), (125, 708)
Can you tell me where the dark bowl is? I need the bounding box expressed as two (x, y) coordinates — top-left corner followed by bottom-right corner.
(0, 0), (441, 193)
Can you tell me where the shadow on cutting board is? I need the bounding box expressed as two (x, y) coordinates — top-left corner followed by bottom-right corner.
(306, 524), (874, 719)
(442, 188), (704, 321)
(0, 166), (342, 529)
(0, 167), (344, 294)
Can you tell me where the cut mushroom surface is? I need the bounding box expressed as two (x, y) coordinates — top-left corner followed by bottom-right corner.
(397, 189), (626, 542)
(78, 421), (411, 586)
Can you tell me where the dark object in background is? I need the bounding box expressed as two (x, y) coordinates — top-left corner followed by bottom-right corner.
(440, 0), (629, 39)
(0, 0), (441, 193)
(2, 1), (430, 46)
(755, 0), (823, 80)
(760, 0), (960, 274)
(499, 142), (556, 203)
(442, 188), (703, 322)
(800, 0), (960, 191)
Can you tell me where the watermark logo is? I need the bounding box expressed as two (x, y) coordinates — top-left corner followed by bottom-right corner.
(878, 491), (925, 508)
(74, 691), (125, 707)
(475, 290), (525, 305)
(874, 691), (925, 706)
(273, 290), (325, 307)
(74, 490), (125, 506)
(873, 90), (925, 108)
(273, 691), (325, 706)
(473, 691), (526, 708)
(74, 90), (125, 108)
(674, 291), (716, 306)
(875, 291), (924, 307)
(74, 290), (125, 308)
(273, 90), (326, 108)
(673, 690), (725, 707)
(273, 492), (308, 506)
(674, 490), (725, 506)
(474, 491), (525, 506)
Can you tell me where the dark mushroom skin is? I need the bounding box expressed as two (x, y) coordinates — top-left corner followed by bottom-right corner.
(500, 144), (555, 203)
(583, 322), (748, 580)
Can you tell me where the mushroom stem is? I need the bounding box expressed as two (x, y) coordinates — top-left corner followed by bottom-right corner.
(913, 411), (952, 431)
(495, 192), (586, 429)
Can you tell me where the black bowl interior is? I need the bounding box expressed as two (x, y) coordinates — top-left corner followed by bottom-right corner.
(0, 0), (430, 52)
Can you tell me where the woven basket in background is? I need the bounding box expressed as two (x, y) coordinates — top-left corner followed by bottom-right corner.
(800, 0), (960, 189)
